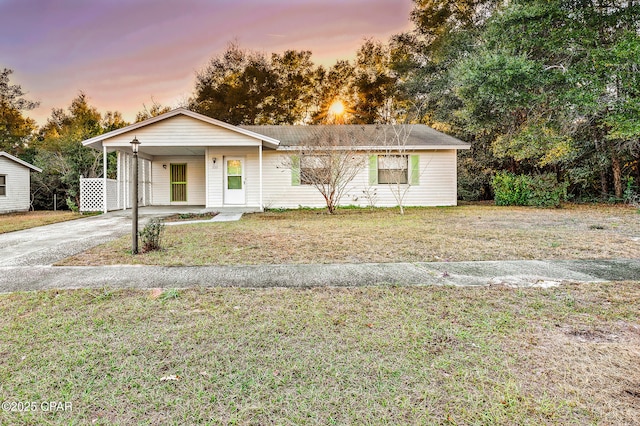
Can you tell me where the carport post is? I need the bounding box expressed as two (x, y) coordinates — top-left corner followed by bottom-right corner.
(103, 145), (108, 213)
(259, 144), (263, 211)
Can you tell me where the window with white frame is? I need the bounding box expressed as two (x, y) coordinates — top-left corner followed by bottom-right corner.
(378, 155), (408, 184)
(0, 175), (5, 196)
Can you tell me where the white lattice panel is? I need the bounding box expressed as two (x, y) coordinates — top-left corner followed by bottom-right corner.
(106, 179), (118, 211)
(80, 178), (104, 212)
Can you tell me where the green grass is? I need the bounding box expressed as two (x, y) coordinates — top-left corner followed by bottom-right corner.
(61, 204), (640, 266)
(1, 283), (638, 425)
(0, 211), (88, 234)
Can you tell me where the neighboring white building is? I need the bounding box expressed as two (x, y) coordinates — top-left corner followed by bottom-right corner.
(0, 152), (42, 214)
(80, 108), (470, 213)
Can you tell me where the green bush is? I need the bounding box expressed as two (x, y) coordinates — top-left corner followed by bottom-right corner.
(528, 174), (568, 207)
(492, 172), (567, 207)
(139, 218), (165, 253)
(492, 173), (530, 206)
(66, 197), (79, 212)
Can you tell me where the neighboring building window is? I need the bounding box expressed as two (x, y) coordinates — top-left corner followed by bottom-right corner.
(300, 155), (330, 185)
(0, 175), (5, 196)
(378, 155), (408, 184)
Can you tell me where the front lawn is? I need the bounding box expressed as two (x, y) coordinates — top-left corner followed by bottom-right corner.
(0, 283), (638, 424)
(0, 211), (86, 234)
(60, 204), (640, 266)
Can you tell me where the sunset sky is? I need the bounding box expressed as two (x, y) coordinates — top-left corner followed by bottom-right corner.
(0, 0), (414, 125)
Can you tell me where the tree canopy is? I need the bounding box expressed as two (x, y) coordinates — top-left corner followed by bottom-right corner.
(0, 68), (39, 154)
(398, 0), (640, 200)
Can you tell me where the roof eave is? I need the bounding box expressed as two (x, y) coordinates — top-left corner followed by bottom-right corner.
(0, 152), (42, 172)
(275, 144), (471, 151)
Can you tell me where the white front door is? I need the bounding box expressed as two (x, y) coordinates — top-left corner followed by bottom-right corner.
(224, 157), (245, 205)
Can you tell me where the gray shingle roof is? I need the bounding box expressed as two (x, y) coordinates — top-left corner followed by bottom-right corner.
(239, 124), (469, 149)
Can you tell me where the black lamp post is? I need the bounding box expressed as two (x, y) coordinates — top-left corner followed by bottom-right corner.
(131, 136), (140, 254)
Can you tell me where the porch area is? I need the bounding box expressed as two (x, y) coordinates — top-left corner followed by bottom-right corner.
(79, 108), (281, 213)
(79, 147), (268, 213)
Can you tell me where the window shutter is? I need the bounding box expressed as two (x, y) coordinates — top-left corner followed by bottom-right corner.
(369, 155), (378, 185)
(410, 155), (420, 185)
(291, 155), (300, 186)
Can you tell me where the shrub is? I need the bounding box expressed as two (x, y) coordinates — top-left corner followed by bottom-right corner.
(66, 197), (79, 212)
(492, 172), (567, 208)
(528, 174), (568, 207)
(492, 173), (530, 206)
(139, 218), (165, 253)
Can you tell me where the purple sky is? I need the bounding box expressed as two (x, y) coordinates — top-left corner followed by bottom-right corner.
(0, 0), (414, 125)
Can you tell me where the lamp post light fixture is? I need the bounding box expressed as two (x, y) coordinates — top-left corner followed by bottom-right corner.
(130, 136), (140, 254)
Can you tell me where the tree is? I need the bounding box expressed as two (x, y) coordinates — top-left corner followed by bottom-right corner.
(135, 99), (171, 123)
(33, 93), (114, 209)
(311, 60), (357, 124)
(284, 127), (367, 214)
(192, 43), (326, 125)
(0, 68), (39, 154)
(351, 39), (398, 124)
(269, 50), (318, 124)
(191, 42), (277, 125)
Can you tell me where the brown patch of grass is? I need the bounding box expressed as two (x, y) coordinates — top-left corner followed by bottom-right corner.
(0, 211), (86, 234)
(0, 282), (638, 424)
(60, 204), (640, 266)
(507, 284), (640, 424)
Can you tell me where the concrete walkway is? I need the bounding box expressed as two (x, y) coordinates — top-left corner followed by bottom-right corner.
(164, 212), (243, 226)
(0, 259), (638, 293)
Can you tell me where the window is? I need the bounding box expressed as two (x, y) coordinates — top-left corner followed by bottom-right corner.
(226, 159), (242, 189)
(378, 155), (408, 184)
(300, 155), (330, 185)
(0, 175), (5, 196)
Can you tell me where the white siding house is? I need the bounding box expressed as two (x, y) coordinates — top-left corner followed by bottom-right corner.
(80, 108), (470, 212)
(0, 152), (42, 214)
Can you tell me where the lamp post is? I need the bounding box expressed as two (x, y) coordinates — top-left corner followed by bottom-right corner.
(130, 136), (140, 254)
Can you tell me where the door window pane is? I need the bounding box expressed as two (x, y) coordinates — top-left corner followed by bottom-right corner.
(227, 160), (242, 176)
(227, 176), (242, 189)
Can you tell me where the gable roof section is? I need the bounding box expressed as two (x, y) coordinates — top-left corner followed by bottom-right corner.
(0, 152), (42, 172)
(240, 124), (470, 150)
(82, 108), (281, 150)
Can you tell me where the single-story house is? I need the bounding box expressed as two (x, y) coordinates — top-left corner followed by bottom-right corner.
(80, 108), (470, 212)
(0, 152), (42, 214)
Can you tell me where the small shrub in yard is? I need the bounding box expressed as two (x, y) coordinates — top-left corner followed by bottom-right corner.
(492, 172), (567, 207)
(139, 218), (164, 253)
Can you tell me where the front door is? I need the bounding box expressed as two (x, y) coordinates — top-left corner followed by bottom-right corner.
(224, 157), (245, 205)
(170, 163), (187, 203)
